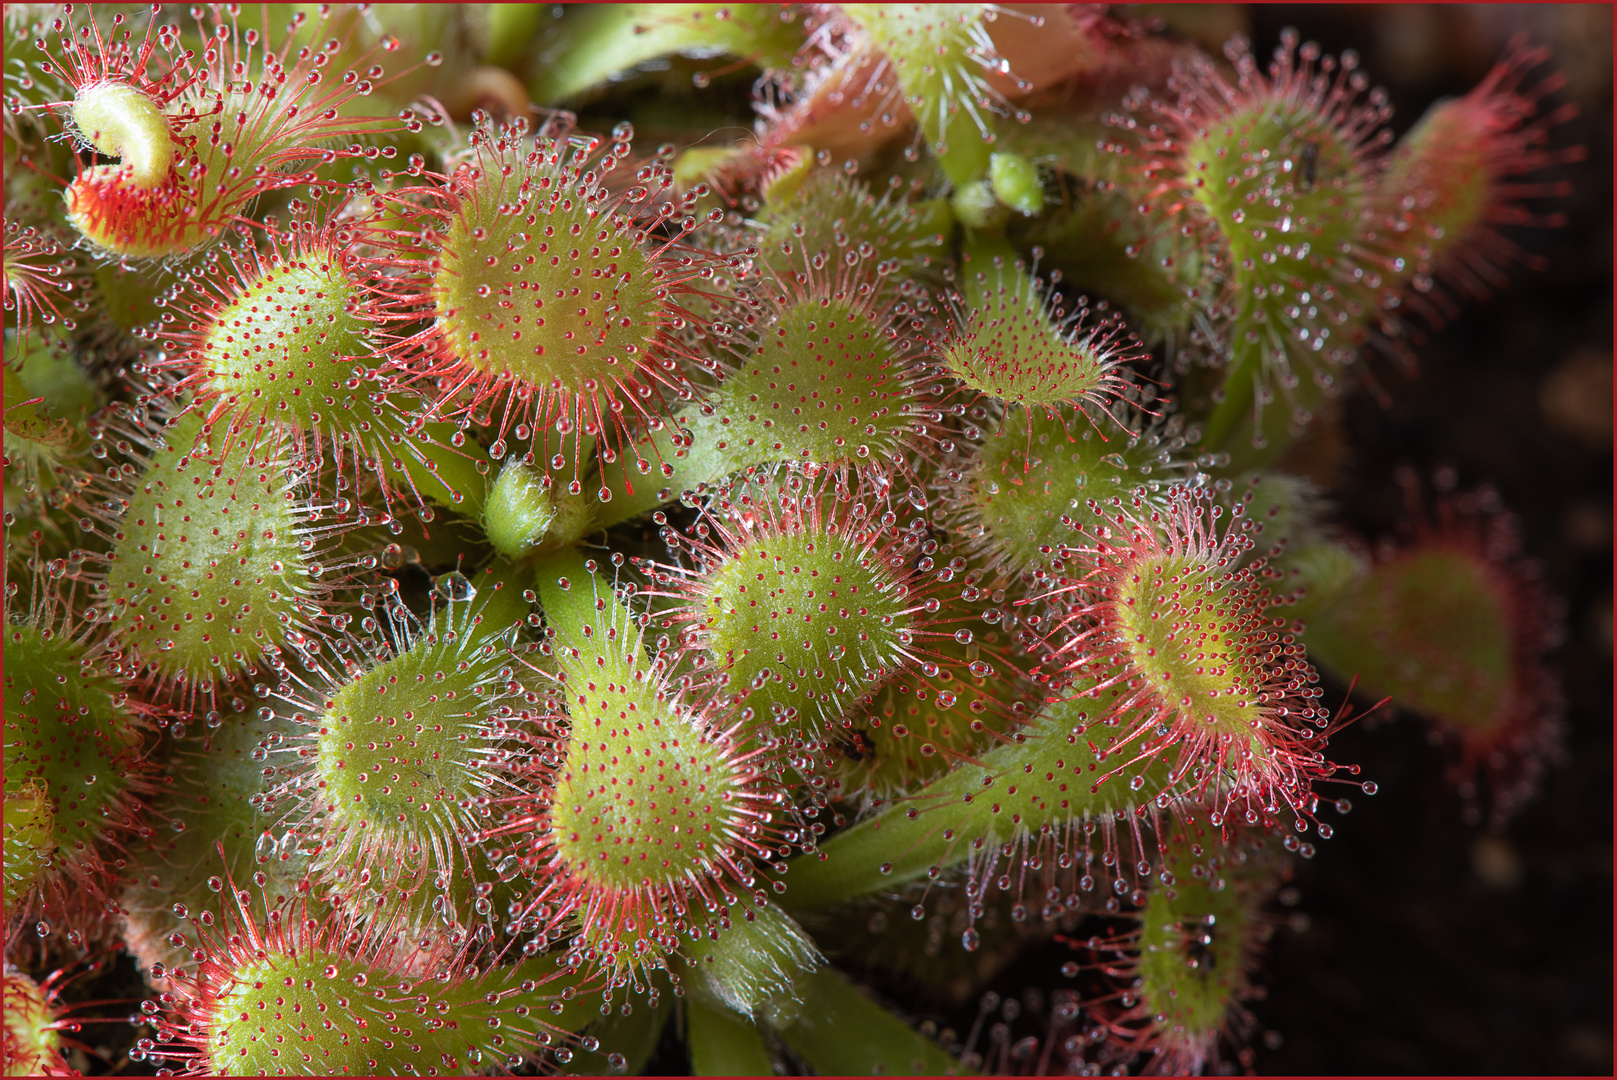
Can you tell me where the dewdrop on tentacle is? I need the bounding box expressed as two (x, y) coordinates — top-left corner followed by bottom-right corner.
(809, 5), (1035, 184)
(780, 693), (1206, 920)
(32, 4), (412, 259)
(505, 550), (791, 987)
(3, 218), (86, 340)
(759, 6), (1148, 184)
(119, 705), (313, 987)
(3, 779), (57, 913)
(3, 326), (104, 542)
(1077, 824), (1285, 1076)
(789, 696), (1317, 966)
(37, 5), (185, 194)
(589, 243), (945, 532)
(3, 962), (115, 1076)
(829, 624), (1029, 805)
(754, 169), (950, 287)
(149, 222), (394, 444)
(673, 139), (808, 222)
(680, 900), (822, 1021)
(536, 696), (783, 986)
(697, 244), (944, 477)
(4, 966), (73, 1075)
(366, 114), (741, 503)
(1038, 484), (1344, 831)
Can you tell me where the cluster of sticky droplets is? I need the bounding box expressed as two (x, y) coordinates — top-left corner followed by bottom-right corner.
(86, 413), (318, 702)
(43, 5), (405, 258)
(523, 555), (781, 980)
(948, 404), (1202, 579)
(155, 234), (380, 435)
(164, 887), (594, 1077)
(3, 598), (149, 918)
(1044, 486), (1333, 826)
(379, 116), (731, 498)
(694, 254), (936, 476)
(938, 257), (1139, 419)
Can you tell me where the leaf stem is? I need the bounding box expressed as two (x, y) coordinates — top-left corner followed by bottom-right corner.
(687, 993), (776, 1077)
(771, 965), (965, 1076)
(779, 696), (1181, 910)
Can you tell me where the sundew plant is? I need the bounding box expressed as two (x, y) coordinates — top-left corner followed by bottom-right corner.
(2, 4), (1600, 1076)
